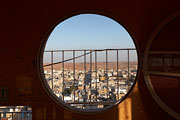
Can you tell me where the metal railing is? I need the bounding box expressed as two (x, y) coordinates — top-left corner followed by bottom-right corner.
(43, 48), (137, 109)
(0, 112), (32, 120)
(0, 106), (32, 120)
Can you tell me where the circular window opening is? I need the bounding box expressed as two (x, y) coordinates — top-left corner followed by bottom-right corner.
(42, 14), (138, 111)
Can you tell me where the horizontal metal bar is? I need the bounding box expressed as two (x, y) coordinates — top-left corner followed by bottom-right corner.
(44, 48), (136, 52)
(149, 51), (180, 55)
(0, 112), (32, 113)
(148, 71), (180, 77)
(67, 101), (115, 105)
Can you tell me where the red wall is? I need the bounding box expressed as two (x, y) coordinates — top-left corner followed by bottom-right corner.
(0, 0), (179, 119)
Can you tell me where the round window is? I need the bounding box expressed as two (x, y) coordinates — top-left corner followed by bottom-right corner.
(41, 14), (138, 112)
(143, 11), (180, 119)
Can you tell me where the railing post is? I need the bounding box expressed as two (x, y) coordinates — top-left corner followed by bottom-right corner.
(95, 50), (97, 102)
(12, 112), (13, 120)
(84, 50), (86, 103)
(21, 112), (23, 120)
(90, 50), (92, 102)
(117, 50), (119, 100)
(62, 50), (64, 101)
(106, 49), (109, 99)
(73, 50), (76, 102)
(51, 51), (54, 90)
(127, 49), (130, 90)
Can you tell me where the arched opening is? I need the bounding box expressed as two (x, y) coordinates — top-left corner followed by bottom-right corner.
(41, 13), (138, 112)
(143, 11), (180, 119)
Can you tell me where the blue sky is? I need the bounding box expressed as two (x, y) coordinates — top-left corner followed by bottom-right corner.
(44, 14), (137, 63)
(45, 14), (135, 50)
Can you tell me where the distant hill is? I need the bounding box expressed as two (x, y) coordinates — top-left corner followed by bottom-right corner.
(43, 61), (137, 71)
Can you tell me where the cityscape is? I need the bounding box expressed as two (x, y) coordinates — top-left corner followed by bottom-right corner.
(43, 49), (138, 110)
